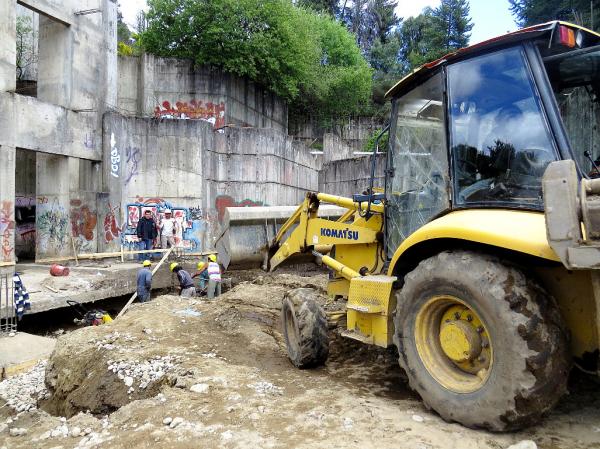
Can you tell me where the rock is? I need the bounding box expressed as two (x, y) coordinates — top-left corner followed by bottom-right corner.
(169, 417), (184, 429)
(0, 423), (6, 433)
(342, 417), (353, 429)
(83, 427), (92, 435)
(124, 376), (134, 387)
(221, 430), (233, 440)
(507, 441), (537, 449)
(9, 427), (27, 436)
(412, 414), (425, 423)
(163, 417), (173, 425)
(190, 383), (209, 394)
(39, 430), (51, 440)
(51, 428), (63, 437)
(70, 426), (81, 437)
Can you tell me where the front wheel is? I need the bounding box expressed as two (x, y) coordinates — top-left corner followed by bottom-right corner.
(281, 288), (329, 368)
(394, 251), (570, 431)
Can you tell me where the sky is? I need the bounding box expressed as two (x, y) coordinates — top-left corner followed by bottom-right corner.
(120, 0), (518, 45)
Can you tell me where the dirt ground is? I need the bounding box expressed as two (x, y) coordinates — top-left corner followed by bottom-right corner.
(2, 271), (600, 449)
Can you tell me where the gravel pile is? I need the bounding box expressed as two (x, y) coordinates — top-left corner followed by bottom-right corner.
(94, 331), (135, 351)
(0, 361), (49, 412)
(247, 381), (283, 396)
(107, 355), (182, 391)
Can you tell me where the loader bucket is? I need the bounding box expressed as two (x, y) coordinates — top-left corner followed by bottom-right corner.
(215, 205), (346, 270)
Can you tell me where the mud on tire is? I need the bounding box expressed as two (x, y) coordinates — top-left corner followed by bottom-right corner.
(282, 288), (329, 368)
(394, 250), (570, 431)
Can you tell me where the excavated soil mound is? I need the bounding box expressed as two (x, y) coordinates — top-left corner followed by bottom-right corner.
(2, 272), (600, 449)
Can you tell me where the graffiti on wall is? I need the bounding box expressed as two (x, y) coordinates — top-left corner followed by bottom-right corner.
(110, 133), (120, 179)
(154, 100), (226, 128)
(121, 197), (203, 252)
(215, 195), (265, 222)
(103, 202), (123, 243)
(70, 199), (97, 252)
(15, 196), (35, 207)
(125, 146), (141, 185)
(0, 201), (15, 261)
(37, 200), (69, 254)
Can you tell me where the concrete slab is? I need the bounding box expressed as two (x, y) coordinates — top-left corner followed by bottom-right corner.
(14, 260), (183, 314)
(0, 332), (55, 378)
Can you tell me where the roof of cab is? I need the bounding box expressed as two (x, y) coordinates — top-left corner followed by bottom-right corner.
(385, 21), (600, 99)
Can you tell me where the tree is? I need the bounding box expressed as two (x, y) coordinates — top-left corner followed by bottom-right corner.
(15, 16), (37, 81)
(140, 0), (371, 118)
(117, 4), (131, 43)
(399, 0), (473, 71)
(510, 0), (599, 31)
(297, 0), (340, 16)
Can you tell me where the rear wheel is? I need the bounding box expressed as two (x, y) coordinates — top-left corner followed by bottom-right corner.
(282, 288), (329, 368)
(394, 250), (570, 431)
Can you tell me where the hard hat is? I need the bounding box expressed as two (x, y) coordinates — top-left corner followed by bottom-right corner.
(142, 260), (151, 267)
(164, 209), (172, 214)
(208, 254), (217, 262)
(169, 262), (179, 272)
(197, 261), (206, 269)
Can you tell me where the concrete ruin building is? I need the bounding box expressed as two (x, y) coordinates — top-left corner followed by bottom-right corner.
(0, 0), (377, 268)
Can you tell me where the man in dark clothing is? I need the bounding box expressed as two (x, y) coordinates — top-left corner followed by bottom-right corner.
(170, 263), (196, 297)
(136, 210), (158, 261)
(137, 260), (153, 302)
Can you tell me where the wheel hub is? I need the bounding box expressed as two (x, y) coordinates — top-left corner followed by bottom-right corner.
(439, 320), (482, 362)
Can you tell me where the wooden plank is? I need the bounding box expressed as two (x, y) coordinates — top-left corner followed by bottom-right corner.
(116, 247), (174, 319)
(0, 262), (16, 267)
(70, 236), (79, 266)
(35, 248), (171, 264)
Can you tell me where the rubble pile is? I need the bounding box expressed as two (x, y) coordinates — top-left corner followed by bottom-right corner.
(107, 355), (182, 391)
(0, 361), (49, 412)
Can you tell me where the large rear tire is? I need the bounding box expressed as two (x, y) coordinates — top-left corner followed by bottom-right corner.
(282, 288), (329, 368)
(394, 250), (570, 431)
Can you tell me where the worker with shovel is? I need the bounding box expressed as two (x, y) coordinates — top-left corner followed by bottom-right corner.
(192, 261), (210, 296)
(170, 262), (196, 297)
(207, 254), (222, 299)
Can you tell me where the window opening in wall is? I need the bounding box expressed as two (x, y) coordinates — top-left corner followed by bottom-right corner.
(15, 5), (39, 98)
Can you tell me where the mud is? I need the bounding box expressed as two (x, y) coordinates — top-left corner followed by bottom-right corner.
(1, 272), (600, 449)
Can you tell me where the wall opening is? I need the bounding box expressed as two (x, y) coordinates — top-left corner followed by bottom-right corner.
(15, 148), (37, 261)
(15, 5), (39, 98)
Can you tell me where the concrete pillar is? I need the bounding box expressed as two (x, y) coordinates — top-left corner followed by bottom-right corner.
(37, 17), (72, 108)
(102, 0), (118, 110)
(0, 145), (16, 263)
(36, 154), (70, 259)
(138, 53), (155, 116)
(0, 1), (16, 92)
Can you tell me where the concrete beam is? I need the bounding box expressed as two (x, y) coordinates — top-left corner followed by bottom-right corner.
(17, 0), (72, 27)
(0, 1), (16, 93)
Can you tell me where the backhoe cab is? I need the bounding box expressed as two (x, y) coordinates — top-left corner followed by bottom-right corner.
(271, 21), (600, 431)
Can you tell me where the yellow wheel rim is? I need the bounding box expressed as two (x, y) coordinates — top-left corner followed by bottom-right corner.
(414, 295), (493, 393)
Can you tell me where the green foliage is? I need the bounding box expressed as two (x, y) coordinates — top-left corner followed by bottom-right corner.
(117, 3), (132, 43)
(117, 41), (134, 56)
(298, 0), (339, 16)
(509, 0), (599, 31)
(363, 127), (390, 152)
(141, 0), (372, 118)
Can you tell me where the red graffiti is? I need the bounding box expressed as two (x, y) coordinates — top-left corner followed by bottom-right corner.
(103, 203), (122, 243)
(0, 200), (15, 261)
(70, 200), (97, 242)
(134, 196), (166, 206)
(154, 100), (226, 128)
(215, 195), (264, 222)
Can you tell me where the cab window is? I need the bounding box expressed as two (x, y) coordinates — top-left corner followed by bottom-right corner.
(448, 46), (558, 208)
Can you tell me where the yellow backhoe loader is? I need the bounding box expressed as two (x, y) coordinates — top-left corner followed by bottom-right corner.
(220, 21), (600, 431)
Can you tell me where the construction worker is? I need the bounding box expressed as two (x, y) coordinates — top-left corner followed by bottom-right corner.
(160, 209), (178, 249)
(170, 262), (196, 297)
(192, 261), (210, 295)
(206, 254), (222, 299)
(136, 210), (158, 261)
(137, 260), (153, 303)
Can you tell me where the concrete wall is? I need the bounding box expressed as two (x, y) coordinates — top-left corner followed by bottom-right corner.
(291, 116), (385, 152)
(319, 154), (386, 197)
(0, 0), (116, 262)
(100, 113), (320, 256)
(117, 55), (288, 132)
